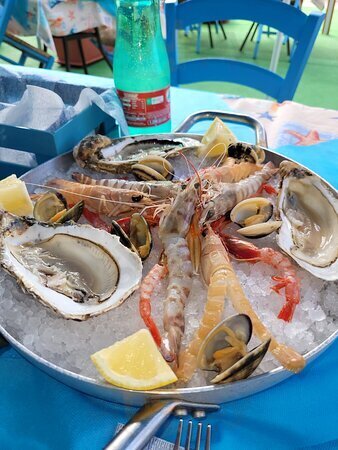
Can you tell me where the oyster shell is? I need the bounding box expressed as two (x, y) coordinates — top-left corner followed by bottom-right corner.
(277, 163), (338, 280)
(0, 212), (142, 320)
(73, 134), (200, 174)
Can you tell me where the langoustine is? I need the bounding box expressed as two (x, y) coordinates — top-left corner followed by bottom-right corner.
(46, 178), (158, 218)
(200, 158), (262, 184)
(177, 226), (232, 381)
(158, 181), (199, 367)
(220, 235), (301, 322)
(183, 227), (305, 374)
(72, 172), (179, 200)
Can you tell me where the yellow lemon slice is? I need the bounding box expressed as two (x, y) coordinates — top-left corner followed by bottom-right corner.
(91, 329), (178, 390)
(197, 117), (238, 158)
(0, 175), (33, 216)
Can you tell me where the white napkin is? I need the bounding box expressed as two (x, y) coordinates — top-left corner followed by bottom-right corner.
(0, 84), (129, 136)
(0, 85), (64, 131)
(115, 423), (183, 449)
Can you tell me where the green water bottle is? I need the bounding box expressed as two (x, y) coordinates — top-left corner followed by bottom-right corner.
(114, 0), (171, 135)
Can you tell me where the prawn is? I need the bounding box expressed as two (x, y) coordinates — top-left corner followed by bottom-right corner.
(139, 262), (168, 350)
(221, 235), (301, 322)
(158, 181), (200, 368)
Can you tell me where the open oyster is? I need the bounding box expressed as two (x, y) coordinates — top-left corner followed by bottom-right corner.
(73, 134), (200, 174)
(277, 162), (338, 281)
(0, 212), (142, 320)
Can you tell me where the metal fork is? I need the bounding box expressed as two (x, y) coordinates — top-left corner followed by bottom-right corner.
(174, 419), (212, 450)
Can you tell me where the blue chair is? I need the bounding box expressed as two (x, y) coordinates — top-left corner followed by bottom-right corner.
(246, 0), (302, 60)
(165, 0), (325, 102)
(0, 0), (54, 69)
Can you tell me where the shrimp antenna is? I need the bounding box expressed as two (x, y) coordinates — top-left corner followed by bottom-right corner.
(179, 151), (203, 204)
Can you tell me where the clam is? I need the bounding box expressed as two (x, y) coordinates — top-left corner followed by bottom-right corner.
(231, 197), (273, 227)
(131, 156), (174, 181)
(53, 200), (84, 224)
(237, 221), (282, 238)
(231, 197), (281, 238)
(197, 314), (270, 383)
(0, 212), (142, 320)
(227, 143), (265, 164)
(197, 314), (270, 384)
(277, 162), (338, 280)
(73, 134), (200, 174)
(129, 213), (152, 260)
(210, 339), (271, 384)
(111, 219), (137, 253)
(33, 192), (67, 222)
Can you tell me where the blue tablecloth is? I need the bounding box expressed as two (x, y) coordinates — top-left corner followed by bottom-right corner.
(1, 71), (337, 450)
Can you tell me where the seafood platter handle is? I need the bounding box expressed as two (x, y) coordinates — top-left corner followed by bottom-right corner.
(104, 399), (219, 450)
(174, 110), (268, 148)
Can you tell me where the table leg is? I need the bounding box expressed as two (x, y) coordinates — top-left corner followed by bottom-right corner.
(77, 38), (88, 74)
(322, 0), (336, 35)
(239, 22), (255, 52)
(62, 37), (70, 72)
(207, 23), (214, 48)
(269, 0), (291, 73)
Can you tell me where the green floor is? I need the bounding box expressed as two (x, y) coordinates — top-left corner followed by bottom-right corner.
(1, 6), (337, 109)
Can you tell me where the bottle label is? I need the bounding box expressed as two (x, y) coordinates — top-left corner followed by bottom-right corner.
(116, 87), (170, 127)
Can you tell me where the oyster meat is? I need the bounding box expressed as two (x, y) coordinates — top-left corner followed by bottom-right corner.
(0, 212), (142, 320)
(277, 163), (338, 281)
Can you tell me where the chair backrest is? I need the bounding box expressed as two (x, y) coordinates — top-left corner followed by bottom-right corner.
(0, 0), (14, 43)
(165, 0), (325, 102)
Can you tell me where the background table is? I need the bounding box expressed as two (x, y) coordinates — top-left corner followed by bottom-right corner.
(7, 0), (114, 51)
(1, 68), (338, 450)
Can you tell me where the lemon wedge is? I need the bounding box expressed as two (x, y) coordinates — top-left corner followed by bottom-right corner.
(197, 117), (238, 158)
(0, 174), (33, 216)
(90, 329), (178, 390)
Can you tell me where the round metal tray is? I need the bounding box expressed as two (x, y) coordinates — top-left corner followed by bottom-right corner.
(1, 111), (337, 407)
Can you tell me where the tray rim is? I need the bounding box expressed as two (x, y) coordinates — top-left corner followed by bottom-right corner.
(1, 133), (337, 405)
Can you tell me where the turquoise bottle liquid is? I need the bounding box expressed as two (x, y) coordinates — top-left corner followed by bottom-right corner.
(114, 0), (171, 135)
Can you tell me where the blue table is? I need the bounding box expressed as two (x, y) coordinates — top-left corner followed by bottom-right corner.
(1, 69), (338, 450)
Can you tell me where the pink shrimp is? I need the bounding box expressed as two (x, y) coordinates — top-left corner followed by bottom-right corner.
(220, 235), (301, 322)
(139, 263), (168, 349)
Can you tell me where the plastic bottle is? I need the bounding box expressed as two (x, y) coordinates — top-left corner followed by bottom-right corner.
(114, 0), (171, 135)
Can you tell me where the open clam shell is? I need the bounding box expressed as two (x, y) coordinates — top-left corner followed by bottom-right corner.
(230, 197), (273, 227)
(33, 192), (67, 222)
(130, 213), (152, 260)
(211, 338), (271, 384)
(237, 221), (282, 238)
(227, 143), (265, 164)
(131, 156), (174, 182)
(197, 314), (252, 371)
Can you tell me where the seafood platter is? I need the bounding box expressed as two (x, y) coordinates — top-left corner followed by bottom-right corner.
(0, 110), (337, 409)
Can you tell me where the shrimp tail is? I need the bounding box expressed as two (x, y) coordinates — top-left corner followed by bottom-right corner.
(271, 276), (300, 322)
(278, 302), (297, 322)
